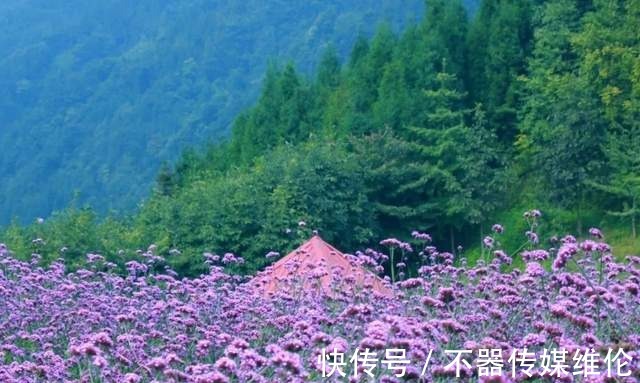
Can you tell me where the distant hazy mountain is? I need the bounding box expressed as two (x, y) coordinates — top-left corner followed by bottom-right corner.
(0, 0), (477, 224)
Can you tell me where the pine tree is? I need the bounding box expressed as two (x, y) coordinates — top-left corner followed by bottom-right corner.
(316, 45), (341, 89)
(373, 60), (411, 130)
(518, 0), (605, 232)
(423, 0), (468, 77)
(156, 162), (175, 196)
(274, 63), (309, 143)
(379, 25), (433, 132)
(347, 25), (396, 134)
(348, 34), (370, 69)
(229, 63), (315, 162)
(313, 46), (342, 134)
(365, 68), (502, 246)
(467, 0), (534, 142)
(230, 65), (281, 162)
(409, 71), (481, 238)
(573, 0), (640, 129)
(589, 126), (640, 238)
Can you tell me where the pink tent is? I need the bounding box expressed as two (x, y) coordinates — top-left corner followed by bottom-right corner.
(249, 235), (393, 298)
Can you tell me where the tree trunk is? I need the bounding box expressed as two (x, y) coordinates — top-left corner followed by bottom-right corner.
(576, 216), (583, 237)
(633, 198), (637, 239)
(450, 226), (455, 254)
(576, 194), (583, 236)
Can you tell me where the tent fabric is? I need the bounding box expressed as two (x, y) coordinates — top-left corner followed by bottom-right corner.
(250, 235), (394, 298)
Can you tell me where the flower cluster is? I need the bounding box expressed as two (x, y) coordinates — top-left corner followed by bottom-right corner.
(0, 221), (638, 382)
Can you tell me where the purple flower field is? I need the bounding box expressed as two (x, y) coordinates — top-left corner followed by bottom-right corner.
(1, 214), (639, 382)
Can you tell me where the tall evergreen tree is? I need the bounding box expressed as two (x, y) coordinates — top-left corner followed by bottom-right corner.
(589, 126), (640, 238)
(365, 69), (502, 247)
(573, 0), (640, 129)
(230, 63), (314, 162)
(410, 70), (501, 247)
(230, 65), (281, 163)
(273, 63), (313, 143)
(373, 60), (411, 130)
(349, 34), (370, 69)
(575, 0), (640, 237)
(313, 46), (342, 134)
(519, 0), (605, 232)
(423, 0), (468, 77)
(156, 163), (176, 197)
(467, 0), (534, 142)
(347, 25), (396, 134)
(316, 45), (341, 89)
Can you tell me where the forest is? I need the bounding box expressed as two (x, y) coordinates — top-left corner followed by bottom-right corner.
(1, 0), (639, 277)
(0, 0), (427, 224)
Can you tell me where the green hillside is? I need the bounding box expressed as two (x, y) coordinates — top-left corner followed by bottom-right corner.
(2, 0), (639, 277)
(0, 0), (435, 224)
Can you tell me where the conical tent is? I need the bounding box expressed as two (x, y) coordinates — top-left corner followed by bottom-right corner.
(250, 235), (393, 298)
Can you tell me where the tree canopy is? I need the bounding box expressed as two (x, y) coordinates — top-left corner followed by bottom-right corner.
(2, 0), (639, 275)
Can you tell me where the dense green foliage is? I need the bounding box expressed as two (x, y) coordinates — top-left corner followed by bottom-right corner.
(138, 142), (377, 274)
(0, 0), (428, 224)
(2, 0), (639, 276)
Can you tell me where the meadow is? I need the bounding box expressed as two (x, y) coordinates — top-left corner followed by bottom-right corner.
(1, 211), (638, 382)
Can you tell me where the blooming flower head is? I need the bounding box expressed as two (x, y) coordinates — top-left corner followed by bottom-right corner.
(123, 373), (141, 383)
(222, 253), (237, 264)
(0, 223), (636, 382)
(491, 224), (504, 234)
(399, 242), (413, 252)
(265, 251), (279, 259)
(553, 242), (579, 271)
(86, 253), (105, 263)
(411, 231), (432, 242)
(525, 262), (545, 277)
(588, 227), (603, 239)
(580, 240), (598, 252)
(327, 337), (349, 354)
(214, 357), (237, 372)
(479, 376), (513, 383)
(523, 209), (541, 220)
(521, 249), (549, 262)
(494, 250), (512, 264)
(380, 238), (402, 248)
(596, 242), (611, 253)
(92, 355), (108, 369)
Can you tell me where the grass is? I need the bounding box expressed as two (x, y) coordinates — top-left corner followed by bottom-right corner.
(461, 204), (640, 270)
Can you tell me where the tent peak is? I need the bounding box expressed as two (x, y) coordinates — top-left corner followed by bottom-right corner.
(249, 236), (394, 298)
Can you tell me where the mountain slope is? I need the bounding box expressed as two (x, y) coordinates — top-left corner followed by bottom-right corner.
(0, 0), (434, 224)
